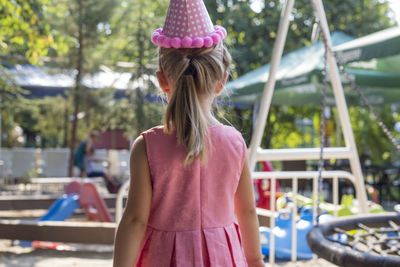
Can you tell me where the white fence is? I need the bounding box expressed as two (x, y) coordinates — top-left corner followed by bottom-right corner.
(0, 148), (130, 180)
(40, 148), (70, 177)
(253, 170), (355, 264)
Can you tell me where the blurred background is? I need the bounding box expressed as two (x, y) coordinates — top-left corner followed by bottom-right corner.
(0, 0), (400, 265)
(1, 1), (399, 175)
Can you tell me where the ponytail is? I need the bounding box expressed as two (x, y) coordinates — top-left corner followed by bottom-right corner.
(160, 44), (231, 165)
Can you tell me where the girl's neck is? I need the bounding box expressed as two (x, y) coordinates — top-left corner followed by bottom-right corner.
(205, 113), (221, 127)
(199, 95), (220, 127)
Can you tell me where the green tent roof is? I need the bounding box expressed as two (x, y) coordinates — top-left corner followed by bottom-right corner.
(334, 27), (400, 64)
(226, 28), (400, 106)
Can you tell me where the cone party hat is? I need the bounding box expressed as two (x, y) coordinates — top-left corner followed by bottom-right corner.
(151, 0), (227, 49)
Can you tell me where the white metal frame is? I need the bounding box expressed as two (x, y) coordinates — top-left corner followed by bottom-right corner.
(254, 170), (356, 264)
(247, 0), (368, 213)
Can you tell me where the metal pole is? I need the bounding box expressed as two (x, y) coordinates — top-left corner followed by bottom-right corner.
(248, 0), (295, 171)
(116, 179), (130, 224)
(311, 0), (368, 213)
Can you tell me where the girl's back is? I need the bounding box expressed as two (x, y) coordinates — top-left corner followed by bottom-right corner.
(113, 1), (263, 266)
(136, 124), (247, 266)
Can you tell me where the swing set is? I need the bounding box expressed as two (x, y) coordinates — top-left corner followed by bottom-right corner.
(247, 0), (400, 265)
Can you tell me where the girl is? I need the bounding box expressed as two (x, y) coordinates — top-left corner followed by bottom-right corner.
(113, 1), (263, 266)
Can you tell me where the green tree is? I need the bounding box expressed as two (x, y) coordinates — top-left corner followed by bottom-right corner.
(205, 0), (395, 78)
(98, 0), (168, 136)
(46, 0), (118, 175)
(0, 0), (67, 148)
(0, 0), (68, 63)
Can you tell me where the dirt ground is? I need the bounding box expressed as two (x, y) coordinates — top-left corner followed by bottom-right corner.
(0, 240), (337, 267)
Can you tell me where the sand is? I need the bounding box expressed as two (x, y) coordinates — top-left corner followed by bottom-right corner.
(0, 240), (337, 267)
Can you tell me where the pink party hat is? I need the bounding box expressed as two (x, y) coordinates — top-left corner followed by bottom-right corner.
(151, 0), (227, 49)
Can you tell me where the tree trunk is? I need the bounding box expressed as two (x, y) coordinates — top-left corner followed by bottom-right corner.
(68, 1), (84, 177)
(63, 99), (69, 147)
(135, 0), (146, 135)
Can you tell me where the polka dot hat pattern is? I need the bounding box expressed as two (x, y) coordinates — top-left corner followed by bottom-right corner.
(151, 0), (227, 49)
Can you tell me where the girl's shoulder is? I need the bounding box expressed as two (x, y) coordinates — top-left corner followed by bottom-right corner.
(140, 125), (165, 136)
(210, 123), (245, 141)
(141, 124), (245, 145)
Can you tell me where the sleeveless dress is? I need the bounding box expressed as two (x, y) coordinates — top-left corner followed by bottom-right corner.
(135, 124), (248, 267)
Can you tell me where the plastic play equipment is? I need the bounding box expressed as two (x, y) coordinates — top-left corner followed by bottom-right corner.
(254, 161), (281, 209)
(260, 206), (346, 260)
(260, 209), (313, 260)
(20, 180), (113, 249)
(277, 193), (384, 216)
(65, 180), (82, 194)
(276, 193), (385, 216)
(307, 213), (400, 267)
(19, 193), (81, 248)
(79, 182), (113, 222)
(39, 194), (80, 221)
(66, 179), (113, 222)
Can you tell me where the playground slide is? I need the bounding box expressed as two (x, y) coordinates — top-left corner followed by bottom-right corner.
(39, 194), (80, 221)
(20, 194), (80, 247)
(79, 182), (114, 222)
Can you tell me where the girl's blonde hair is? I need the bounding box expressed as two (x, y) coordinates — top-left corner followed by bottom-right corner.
(159, 43), (231, 165)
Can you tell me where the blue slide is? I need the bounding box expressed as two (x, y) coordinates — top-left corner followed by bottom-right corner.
(20, 194), (81, 247)
(39, 194), (80, 221)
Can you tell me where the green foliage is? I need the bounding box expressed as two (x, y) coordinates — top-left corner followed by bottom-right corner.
(1, 0), (398, 169)
(93, 0), (168, 135)
(44, 0), (118, 72)
(101, 0), (168, 76)
(205, 0), (395, 78)
(0, 0), (68, 63)
(348, 106), (398, 165)
(79, 88), (164, 138)
(0, 64), (27, 110)
(1, 96), (64, 147)
(0, 0), (69, 148)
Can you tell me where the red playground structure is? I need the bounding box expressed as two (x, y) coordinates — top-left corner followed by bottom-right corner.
(253, 161), (281, 210)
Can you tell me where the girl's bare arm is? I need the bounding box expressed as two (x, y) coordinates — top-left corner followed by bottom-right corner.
(234, 159), (264, 267)
(113, 136), (152, 267)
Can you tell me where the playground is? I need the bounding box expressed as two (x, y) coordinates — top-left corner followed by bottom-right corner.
(0, 244), (335, 267)
(1, 0), (400, 266)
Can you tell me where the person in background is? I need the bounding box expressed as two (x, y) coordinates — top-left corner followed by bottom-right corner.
(85, 148), (121, 193)
(73, 131), (100, 177)
(74, 130), (121, 193)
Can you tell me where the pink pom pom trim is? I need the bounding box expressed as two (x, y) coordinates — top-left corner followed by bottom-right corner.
(211, 33), (221, 44)
(151, 25), (227, 48)
(171, 37), (182, 48)
(203, 37), (213, 47)
(151, 33), (159, 44)
(182, 37), (193, 48)
(162, 37), (171, 48)
(157, 35), (166, 46)
(192, 37), (204, 48)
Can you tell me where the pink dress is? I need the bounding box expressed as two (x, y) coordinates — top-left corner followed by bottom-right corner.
(135, 124), (248, 267)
